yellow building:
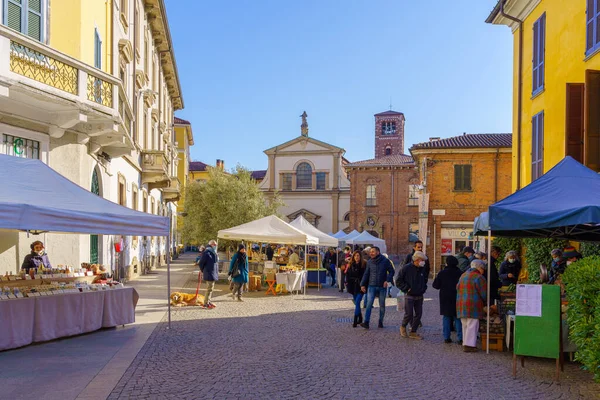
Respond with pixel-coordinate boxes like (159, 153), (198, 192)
(174, 116), (194, 247)
(189, 159), (226, 183)
(487, 0), (600, 191)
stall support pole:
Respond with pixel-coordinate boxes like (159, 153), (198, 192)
(486, 230), (491, 354)
(317, 247), (320, 292)
(304, 244), (307, 296)
(167, 226), (172, 330)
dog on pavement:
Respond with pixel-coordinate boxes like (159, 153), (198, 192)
(170, 292), (205, 307)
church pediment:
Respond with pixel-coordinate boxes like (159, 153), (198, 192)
(287, 208), (321, 227)
(265, 136), (344, 155)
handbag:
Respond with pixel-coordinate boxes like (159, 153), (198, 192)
(231, 257), (242, 278)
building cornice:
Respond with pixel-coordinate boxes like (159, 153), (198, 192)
(410, 147), (511, 157)
(487, 0), (541, 31)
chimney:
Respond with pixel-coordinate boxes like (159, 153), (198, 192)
(429, 137), (440, 142)
(215, 159), (224, 170)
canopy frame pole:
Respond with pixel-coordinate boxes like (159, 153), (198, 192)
(304, 244), (307, 296)
(167, 217), (172, 330)
(486, 230), (491, 354)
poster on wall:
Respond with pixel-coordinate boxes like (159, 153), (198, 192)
(441, 239), (453, 256)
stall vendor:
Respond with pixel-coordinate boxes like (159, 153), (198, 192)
(548, 249), (567, 284)
(21, 241), (52, 272)
(289, 248), (300, 266)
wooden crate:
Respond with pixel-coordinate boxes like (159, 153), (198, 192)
(481, 333), (504, 352)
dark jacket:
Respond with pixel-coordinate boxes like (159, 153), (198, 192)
(22, 252), (52, 272)
(346, 260), (366, 295)
(455, 253), (471, 272)
(323, 251), (337, 267)
(432, 265), (462, 316)
(199, 246), (219, 281)
(499, 259), (521, 286)
(360, 254), (394, 288)
(396, 262), (428, 296)
(549, 258), (567, 284)
(488, 256), (502, 302)
(266, 246), (274, 261)
(404, 250), (431, 277)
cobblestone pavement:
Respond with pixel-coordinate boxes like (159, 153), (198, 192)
(109, 277), (599, 400)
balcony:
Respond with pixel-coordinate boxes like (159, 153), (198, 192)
(0, 25), (133, 157)
(162, 177), (181, 203)
(141, 150), (169, 189)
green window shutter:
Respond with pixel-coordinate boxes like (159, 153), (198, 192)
(464, 165), (472, 190)
(27, 0), (42, 41)
(7, 0), (23, 33)
(454, 165), (461, 190)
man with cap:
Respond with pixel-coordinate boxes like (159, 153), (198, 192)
(563, 246), (582, 266)
(432, 255), (463, 344)
(456, 246), (475, 272)
(456, 259), (488, 352)
(396, 250), (429, 339)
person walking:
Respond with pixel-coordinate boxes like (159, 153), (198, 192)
(397, 251), (428, 339)
(199, 239), (219, 309)
(229, 244), (249, 302)
(456, 259), (488, 352)
(432, 256), (463, 344)
(359, 247), (395, 329)
(323, 248), (337, 287)
(456, 246), (475, 272)
(346, 250), (367, 327)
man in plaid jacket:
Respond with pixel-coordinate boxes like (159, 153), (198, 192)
(456, 259), (487, 352)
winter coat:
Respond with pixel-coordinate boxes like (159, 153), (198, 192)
(396, 262), (428, 296)
(488, 257), (502, 302)
(499, 260), (521, 286)
(22, 252), (52, 272)
(403, 250), (431, 277)
(456, 269), (487, 319)
(549, 258), (567, 284)
(360, 254), (394, 288)
(266, 247), (274, 261)
(346, 260), (366, 295)
(455, 253), (471, 272)
(432, 265), (462, 316)
(199, 246), (219, 281)
(229, 252), (249, 284)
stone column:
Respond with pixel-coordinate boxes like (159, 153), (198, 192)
(268, 154), (275, 190)
(332, 192), (339, 233)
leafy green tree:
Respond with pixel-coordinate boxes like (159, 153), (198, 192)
(523, 238), (569, 283)
(492, 237), (523, 259)
(580, 242), (600, 257)
(181, 165), (283, 246)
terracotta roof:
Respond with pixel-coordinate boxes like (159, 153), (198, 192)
(374, 110), (404, 117)
(251, 170), (267, 180)
(345, 154), (414, 167)
(189, 161), (209, 172)
(174, 116), (191, 125)
(410, 133), (512, 150)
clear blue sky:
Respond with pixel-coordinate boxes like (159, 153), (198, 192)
(165, 0), (512, 171)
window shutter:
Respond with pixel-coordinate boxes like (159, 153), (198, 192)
(7, 0), (23, 33)
(27, 0), (42, 41)
(540, 14), (545, 88)
(532, 115), (538, 181)
(596, 0), (600, 45)
(464, 165), (472, 190)
(538, 112), (544, 178)
(588, 0), (595, 52)
(566, 84), (585, 163)
(94, 29), (102, 69)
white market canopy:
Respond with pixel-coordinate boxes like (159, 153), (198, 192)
(339, 229), (360, 242)
(0, 155), (169, 236)
(289, 215), (338, 247)
(217, 215), (319, 245)
(346, 231), (387, 253)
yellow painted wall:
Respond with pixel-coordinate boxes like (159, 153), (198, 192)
(189, 170), (210, 182)
(511, 0), (600, 191)
(49, 0), (112, 73)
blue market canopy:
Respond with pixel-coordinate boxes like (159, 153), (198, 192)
(0, 155), (169, 236)
(474, 156), (600, 241)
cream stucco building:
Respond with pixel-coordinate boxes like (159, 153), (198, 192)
(257, 114), (350, 234)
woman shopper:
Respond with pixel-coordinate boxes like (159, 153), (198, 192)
(229, 244), (249, 302)
(432, 256), (463, 344)
(346, 250), (367, 327)
(499, 250), (521, 286)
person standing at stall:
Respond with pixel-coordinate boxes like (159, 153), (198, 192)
(22, 241), (52, 273)
(499, 250), (521, 286)
(199, 239), (219, 309)
(229, 244), (249, 302)
(266, 244), (274, 261)
(432, 256), (463, 344)
(456, 259), (487, 352)
(346, 250), (367, 327)
(323, 247), (337, 287)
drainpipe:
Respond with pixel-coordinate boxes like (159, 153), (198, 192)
(132, 5), (137, 147)
(494, 148), (500, 202)
(390, 168), (394, 255)
(500, 0), (524, 190)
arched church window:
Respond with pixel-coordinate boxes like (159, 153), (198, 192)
(385, 146), (392, 156)
(296, 162), (312, 189)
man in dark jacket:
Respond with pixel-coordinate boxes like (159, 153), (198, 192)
(397, 251), (428, 339)
(404, 240), (431, 278)
(359, 246), (394, 329)
(323, 248), (337, 287)
(199, 239), (219, 309)
(266, 245), (274, 261)
(456, 246), (475, 272)
(432, 256), (463, 344)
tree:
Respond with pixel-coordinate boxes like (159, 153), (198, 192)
(181, 165), (283, 246)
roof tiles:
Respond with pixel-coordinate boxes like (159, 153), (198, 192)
(345, 154), (414, 167)
(411, 133), (512, 150)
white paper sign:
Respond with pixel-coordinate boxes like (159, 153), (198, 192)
(516, 284), (542, 317)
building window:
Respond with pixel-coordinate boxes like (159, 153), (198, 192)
(454, 165), (472, 191)
(134, 4), (139, 54)
(151, 196), (155, 214)
(532, 111), (544, 181)
(532, 13), (545, 95)
(366, 184), (376, 206)
(381, 121), (396, 135)
(316, 172), (326, 190)
(2, 134), (39, 159)
(587, 0), (600, 56)
(408, 184), (419, 206)
(142, 191), (148, 213)
(118, 175), (126, 206)
(94, 28), (102, 69)
(385, 146), (392, 156)
(131, 184), (138, 210)
(296, 162), (312, 189)
(4, 0), (44, 41)
(282, 173), (292, 190)
(343, 212), (350, 222)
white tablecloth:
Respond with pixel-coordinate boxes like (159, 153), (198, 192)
(103, 287), (138, 327)
(276, 271), (306, 292)
(0, 297), (35, 351)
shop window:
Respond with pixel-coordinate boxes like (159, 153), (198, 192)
(2, 133), (39, 159)
(281, 173), (292, 190)
(532, 111), (544, 181)
(366, 184), (376, 206)
(532, 13), (545, 95)
(4, 0), (44, 42)
(316, 172), (326, 190)
(408, 184), (419, 206)
(296, 162), (312, 189)
(454, 165), (472, 191)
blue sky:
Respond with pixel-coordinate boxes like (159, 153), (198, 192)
(165, 0), (512, 171)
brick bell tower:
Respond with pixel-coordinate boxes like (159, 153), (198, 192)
(374, 110), (405, 158)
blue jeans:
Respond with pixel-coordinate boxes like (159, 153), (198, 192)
(364, 286), (386, 325)
(328, 264), (336, 285)
(353, 293), (364, 317)
(443, 316), (463, 341)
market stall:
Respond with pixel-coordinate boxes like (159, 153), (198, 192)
(0, 155), (166, 350)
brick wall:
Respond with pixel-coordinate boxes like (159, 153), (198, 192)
(375, 114), (405, 158)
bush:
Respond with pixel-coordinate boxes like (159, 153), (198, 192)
(523, 238), (569, 283)
(580, 242), (600, 258)
(492, 237), (523, 259)
(562, 256), (600, 382)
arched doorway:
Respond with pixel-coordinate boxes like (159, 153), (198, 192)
(90, 168), (100, 264)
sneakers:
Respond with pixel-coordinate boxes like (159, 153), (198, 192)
(237, 297), (243, 302)
(359, 322), (370, 330)
(400, 326), (408, 338)
(205, 302), (216, 309)
(409, 332), (423, 340)
(444, 338), (452, 344)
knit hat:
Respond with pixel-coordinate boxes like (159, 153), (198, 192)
(238, 244), (246, 251)
(445, 255), (458, 268)
(562, 246), (581, 259)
